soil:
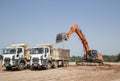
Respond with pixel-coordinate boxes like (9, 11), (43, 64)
(0, 61), (120, 81)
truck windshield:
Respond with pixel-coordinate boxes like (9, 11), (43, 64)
(3, 48), (16, 54)
(30, 48), (44, 54)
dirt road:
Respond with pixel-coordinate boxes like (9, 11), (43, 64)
(0, 62), (120, 81)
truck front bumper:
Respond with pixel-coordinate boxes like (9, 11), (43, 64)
(3, 59), (20, 67)
(31, 59), (48, 68)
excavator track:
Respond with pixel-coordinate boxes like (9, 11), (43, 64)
(76, 60), (104, 66)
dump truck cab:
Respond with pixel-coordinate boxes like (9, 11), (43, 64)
(30, 44), (52, 69)
(2, 44), (30, 70)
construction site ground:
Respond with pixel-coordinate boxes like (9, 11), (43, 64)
(0, 61), (120, 81)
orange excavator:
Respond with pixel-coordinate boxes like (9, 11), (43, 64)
(56, 24), (103, 66)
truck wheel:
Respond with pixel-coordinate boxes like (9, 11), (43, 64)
(6, 67), (12, 70)
(53, 61), (58, 68)
(46, 62), (51, 69)
(18, 62), (25, 71)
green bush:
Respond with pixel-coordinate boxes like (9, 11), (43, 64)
(103, 55), (117, 62)
(70, 56), (82, 62)
(117, 53), (120, 62)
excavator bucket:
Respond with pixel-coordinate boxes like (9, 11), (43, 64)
(56, 32), (66, 43)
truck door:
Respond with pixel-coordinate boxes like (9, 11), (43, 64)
(44, 47), (50, 59)
(15, 47), (24, 59)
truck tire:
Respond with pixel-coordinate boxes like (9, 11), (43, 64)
(18, 62), (25, 71)
(53, 61), (58, 68)
(6, 67), (12, 70)
(45, 62), (52, 69)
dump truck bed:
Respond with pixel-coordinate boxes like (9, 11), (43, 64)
(36, 44), (70, 61)
(51, 48), (70, 61)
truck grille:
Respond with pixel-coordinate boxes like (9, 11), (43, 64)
(32, 58), (39, 63)
(4, 58), (10, 64)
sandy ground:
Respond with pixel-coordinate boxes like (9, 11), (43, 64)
(0, 61), (120, 81)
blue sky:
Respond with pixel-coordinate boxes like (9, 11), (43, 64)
(0, 0), (120, 56)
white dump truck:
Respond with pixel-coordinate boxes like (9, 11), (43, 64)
(2, 44), (30, 70)
(30, 44), (70, 70)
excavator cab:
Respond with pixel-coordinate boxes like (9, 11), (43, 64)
(87, 50), (103, 61)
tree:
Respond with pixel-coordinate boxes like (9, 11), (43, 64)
(117, 53), (120, 62)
